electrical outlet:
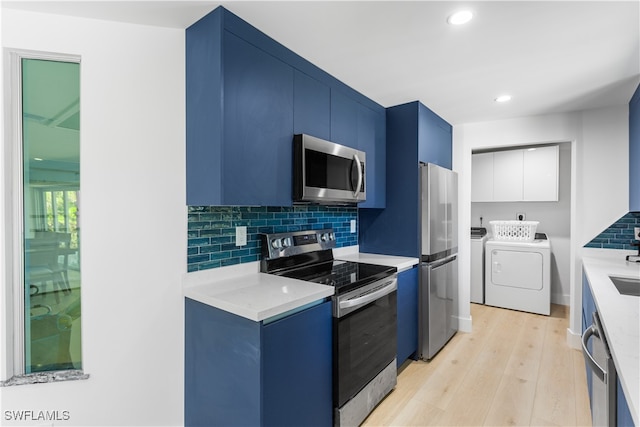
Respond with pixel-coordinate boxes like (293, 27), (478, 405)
(516, 212), (526, 221)
(235, 226), (247, 246)
(635, 227), (640, 241)
(350, 219), (357, 233)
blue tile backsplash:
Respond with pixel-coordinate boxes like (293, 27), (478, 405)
(188, 206), (358, 272)
(584, 212), (640, 250)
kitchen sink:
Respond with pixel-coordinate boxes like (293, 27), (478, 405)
(609, 275), (640, 297)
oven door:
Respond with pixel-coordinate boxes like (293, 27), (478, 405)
(334, 279), (397, 407)
(294, 134), (366, 204)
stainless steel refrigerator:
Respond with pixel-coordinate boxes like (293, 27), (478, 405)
(418, 162), (459, 360)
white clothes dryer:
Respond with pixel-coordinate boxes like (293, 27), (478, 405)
(484, 234), (550, 315)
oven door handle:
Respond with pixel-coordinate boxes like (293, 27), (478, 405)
(339, 280), (397, 311)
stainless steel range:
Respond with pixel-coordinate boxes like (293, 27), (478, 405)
(260, 229), (398, 427)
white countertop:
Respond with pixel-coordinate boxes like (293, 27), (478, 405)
(582, 248), (640, 426)
(182, 246), (419, 322)
(183, 265), (334, 322)
(334, 247), (419, 272)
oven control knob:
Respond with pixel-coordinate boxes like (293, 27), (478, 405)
(281, 237), (292, 248)
(321, 232), (335, 242)
(271, 239), (282, 249)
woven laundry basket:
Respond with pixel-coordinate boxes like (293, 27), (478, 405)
(490, 220), (539, 241)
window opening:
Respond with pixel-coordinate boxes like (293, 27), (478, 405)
(21, 57), (81, 374)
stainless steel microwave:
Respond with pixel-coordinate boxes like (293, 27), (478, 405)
(293, 134), (366, 204)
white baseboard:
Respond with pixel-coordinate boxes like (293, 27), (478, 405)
(551, 292), (570, 306)
(458, 314), (472, 333)
(566, 327), (582, 350)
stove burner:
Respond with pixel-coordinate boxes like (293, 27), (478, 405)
(260, 229), (396, 295)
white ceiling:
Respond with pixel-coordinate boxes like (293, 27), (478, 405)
(4, 0), (640, 125)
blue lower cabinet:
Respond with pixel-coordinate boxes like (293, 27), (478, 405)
(397, 265), (419, 367)
(582, 272), (595, 400)
(629, 82), (639, 211)
(582, 273), (636, 427)
(617, 378), (635, 427)
(185, 298), (333, 427)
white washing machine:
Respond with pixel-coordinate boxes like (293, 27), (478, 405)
(485, 234), (550, 315)
(470, 228), (487, 304)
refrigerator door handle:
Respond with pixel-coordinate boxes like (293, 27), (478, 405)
(429, 254), (457, 269)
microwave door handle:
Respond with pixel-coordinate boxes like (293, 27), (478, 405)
(353, 153), (363, 196)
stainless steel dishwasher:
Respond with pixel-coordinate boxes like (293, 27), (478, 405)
(582, 311), (617, 426)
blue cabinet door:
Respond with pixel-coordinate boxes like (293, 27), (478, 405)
(582, 273), (595, 403)
(185, 298), (333, 427)
(223, 31), (294, 206)
(330, 89), (359, 147)
(263, 301), (333, 427)
(630, 83), (640, 211)
(397, 265), (419, 367)
(358, 104), (386, 208)
(186, 9), (224, 206)
(617, 377), (636, 427)
(330, 89), (386, 208)
(294, 70), (330, 140)
(185, 298), (262, 427)
(418, 104), (452, 169)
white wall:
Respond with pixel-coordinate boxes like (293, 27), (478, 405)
(1, 9), (186, 426)
(453, 106), (629, 347)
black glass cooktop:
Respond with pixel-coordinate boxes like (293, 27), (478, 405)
(277, 260), (396, 294)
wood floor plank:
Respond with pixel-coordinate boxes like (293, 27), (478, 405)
(531, 314), (577, 426)
(381, 397), (444, 426)
(572, 349), (593, 426)
(362, 304), (591, 427)
(503, 312), (547, 382)
(430, 360), (503, 426)
(483, 374), (537, 426)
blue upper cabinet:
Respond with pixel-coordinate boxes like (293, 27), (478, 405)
(330, 89), (359, 146)
(630, 83), (639, 212)
(358, 102), (387, 208)
(186, 9), (224, 206)
(224, 32), (294, 206)
(359, 101), (452, 256)
(329, 89), (386, 208)
(186, 7), (386, 207)
(294, 71), (330, 140)
(418, 103), (453, 169)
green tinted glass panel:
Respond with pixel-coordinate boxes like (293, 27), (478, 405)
(22, 58), (81, 373)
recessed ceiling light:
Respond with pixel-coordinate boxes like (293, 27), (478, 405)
(495, 95), (512, 103)
(447, 10), (473, 25)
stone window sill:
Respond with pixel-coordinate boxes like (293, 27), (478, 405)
(1, 370), (89, 387)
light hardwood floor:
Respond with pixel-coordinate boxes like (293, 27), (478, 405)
(363, 303), (592, 427)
